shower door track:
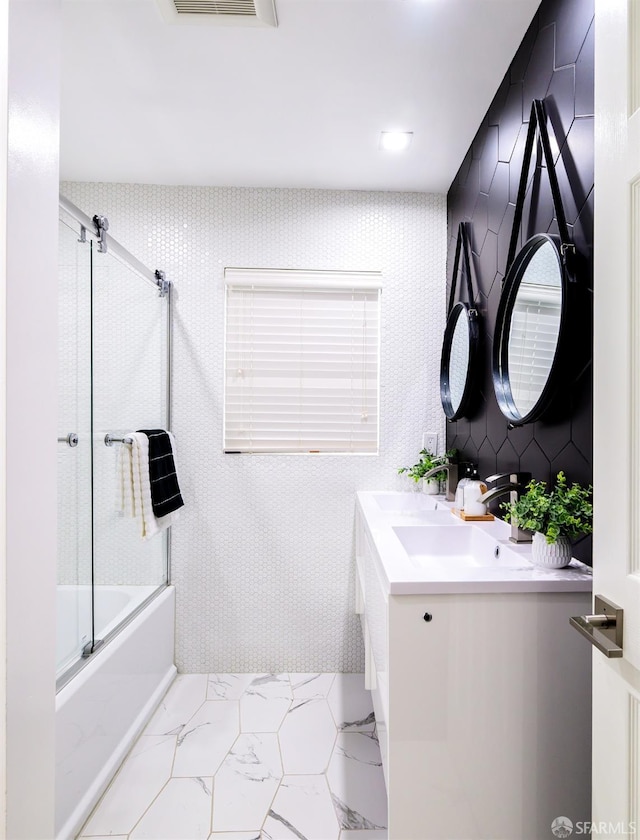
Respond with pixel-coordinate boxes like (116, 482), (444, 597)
(59, 194), (169, 295)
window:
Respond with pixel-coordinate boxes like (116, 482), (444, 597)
(224, 269), (381, 454)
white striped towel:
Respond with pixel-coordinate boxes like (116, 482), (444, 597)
(116, 432), (181, 539)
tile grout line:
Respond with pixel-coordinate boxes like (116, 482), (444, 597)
(324, 703), (340, 776)
(259, 673), (292, 837)
(124, 775), (172, 839)
(320, 772), (341, 839)
(123, 677), (207, 837)
(209, 768), (216, 837)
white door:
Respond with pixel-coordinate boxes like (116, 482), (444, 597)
(592, 1), (640, 836)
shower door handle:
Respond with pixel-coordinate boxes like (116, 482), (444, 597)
(58, 432), (79, 448)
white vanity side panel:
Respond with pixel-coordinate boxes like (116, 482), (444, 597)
(361, 526), (389, 783)
(387, 591), (592, 840)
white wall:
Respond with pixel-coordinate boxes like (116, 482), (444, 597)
(61, 182), (446, 673)
(3, 1), (60, 837)
(0, 4), (8, 829)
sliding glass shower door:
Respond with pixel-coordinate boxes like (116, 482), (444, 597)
(57, 201), (170, 685)
(57, 218), (93, 677)
(92, 247), (168, 644)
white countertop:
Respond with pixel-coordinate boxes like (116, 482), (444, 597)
(357, 490), (593, 595)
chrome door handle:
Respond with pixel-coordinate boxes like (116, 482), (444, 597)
(570, 595), (623, 658)
(57, 432), (79, 448)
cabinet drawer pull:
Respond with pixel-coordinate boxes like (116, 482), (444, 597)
(423, 612), (433, 622)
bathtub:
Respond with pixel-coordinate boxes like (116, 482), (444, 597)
(55, 584), (176, 840)
(56, 584), (161, 679)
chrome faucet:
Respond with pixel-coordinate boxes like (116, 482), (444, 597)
(422, 462), (459, 503)
(478, 472), (532, 543)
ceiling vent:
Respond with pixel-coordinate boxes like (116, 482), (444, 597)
(156, 0), (277, 26)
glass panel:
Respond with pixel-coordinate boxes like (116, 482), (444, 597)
(57, 219), (93, 678)
(91, 248), (168, 642)
(506, 240), (562, 418)
(448, 308), (470, 414)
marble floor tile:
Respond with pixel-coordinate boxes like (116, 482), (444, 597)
(129, 777), (213, 840)
(327, 674), (375, 731)
(240, 674), (292, 733)
(79, 673), (387, 840)
(327, 732), (387, 830)
(209, 834), (262, 840)
(246, 674), (292, 699)
(80, 734), (176, 837)
(145, 674), (208, 736)
(208, 673), (258, 700)
(278, 698), (337, 774)
(262, 776), (340, 840)
(172, 700), (239, 777)
(289, 673), (336, 699)
(212, 733), (282, 832)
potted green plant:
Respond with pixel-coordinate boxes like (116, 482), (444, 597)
(398, 449), (455, 495)
(502, 471), (593, 569)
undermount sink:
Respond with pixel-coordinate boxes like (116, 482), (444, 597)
(371, 493), (442, 514)
(392, 525), (526, 569)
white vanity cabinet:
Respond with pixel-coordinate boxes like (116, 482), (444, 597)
(355, 493), (592, 840)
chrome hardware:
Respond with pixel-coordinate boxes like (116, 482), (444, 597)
(422, 462), (459, 502)
(155, 269), (171, 298)
(570, 595), (624, 658)
(82, 639), (104, 658)
(78, 225), (86, 244)
(104, 434), (134, 447)
(58, 432), (79, 447)
(93, 214), (109, 253)
(478, 472), (532, 543)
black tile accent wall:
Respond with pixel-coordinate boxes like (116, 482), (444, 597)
(446, 0), (594, 565)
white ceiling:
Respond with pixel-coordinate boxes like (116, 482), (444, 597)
(60, 0), (540, 193)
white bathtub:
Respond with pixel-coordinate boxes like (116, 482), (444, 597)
(55, 585), (176, 840)
(56, 584), (160, 678)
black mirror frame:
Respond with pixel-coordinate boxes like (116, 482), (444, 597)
(491, 97), (581, 428)
(440, 221), (481, 421)
(492, 233), (572, 427)
(440, 301), (480, 420)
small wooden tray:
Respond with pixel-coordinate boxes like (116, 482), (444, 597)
(452, 508), (495, 522)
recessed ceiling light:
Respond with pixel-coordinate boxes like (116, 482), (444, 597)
(380, 131), (413, 151)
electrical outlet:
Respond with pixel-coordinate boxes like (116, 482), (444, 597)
(422, 432), (438, 454)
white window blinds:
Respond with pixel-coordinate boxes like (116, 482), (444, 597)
(224, 269), (381, 454)
(507, 282), (562, 416)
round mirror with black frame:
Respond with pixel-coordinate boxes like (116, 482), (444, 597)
(441, 301), (480, 419)
(492, 98), (581, 427)
(492, 233), (570, 426)
(440, 222), (481, 421)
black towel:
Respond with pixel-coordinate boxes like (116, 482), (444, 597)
(137, 429), (184, 518)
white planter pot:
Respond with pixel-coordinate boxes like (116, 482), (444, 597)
(531, 532), (572, 569)
(422, 478), (440, 495)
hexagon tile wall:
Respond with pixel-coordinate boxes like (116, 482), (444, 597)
(446, 0), (594, 565)
(61, 183), (446, 672)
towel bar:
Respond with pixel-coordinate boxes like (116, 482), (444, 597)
(104, 434), (134, 447)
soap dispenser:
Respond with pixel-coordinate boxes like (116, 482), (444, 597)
(454, 463), (475, 510)
(463, 468), (488, 516)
